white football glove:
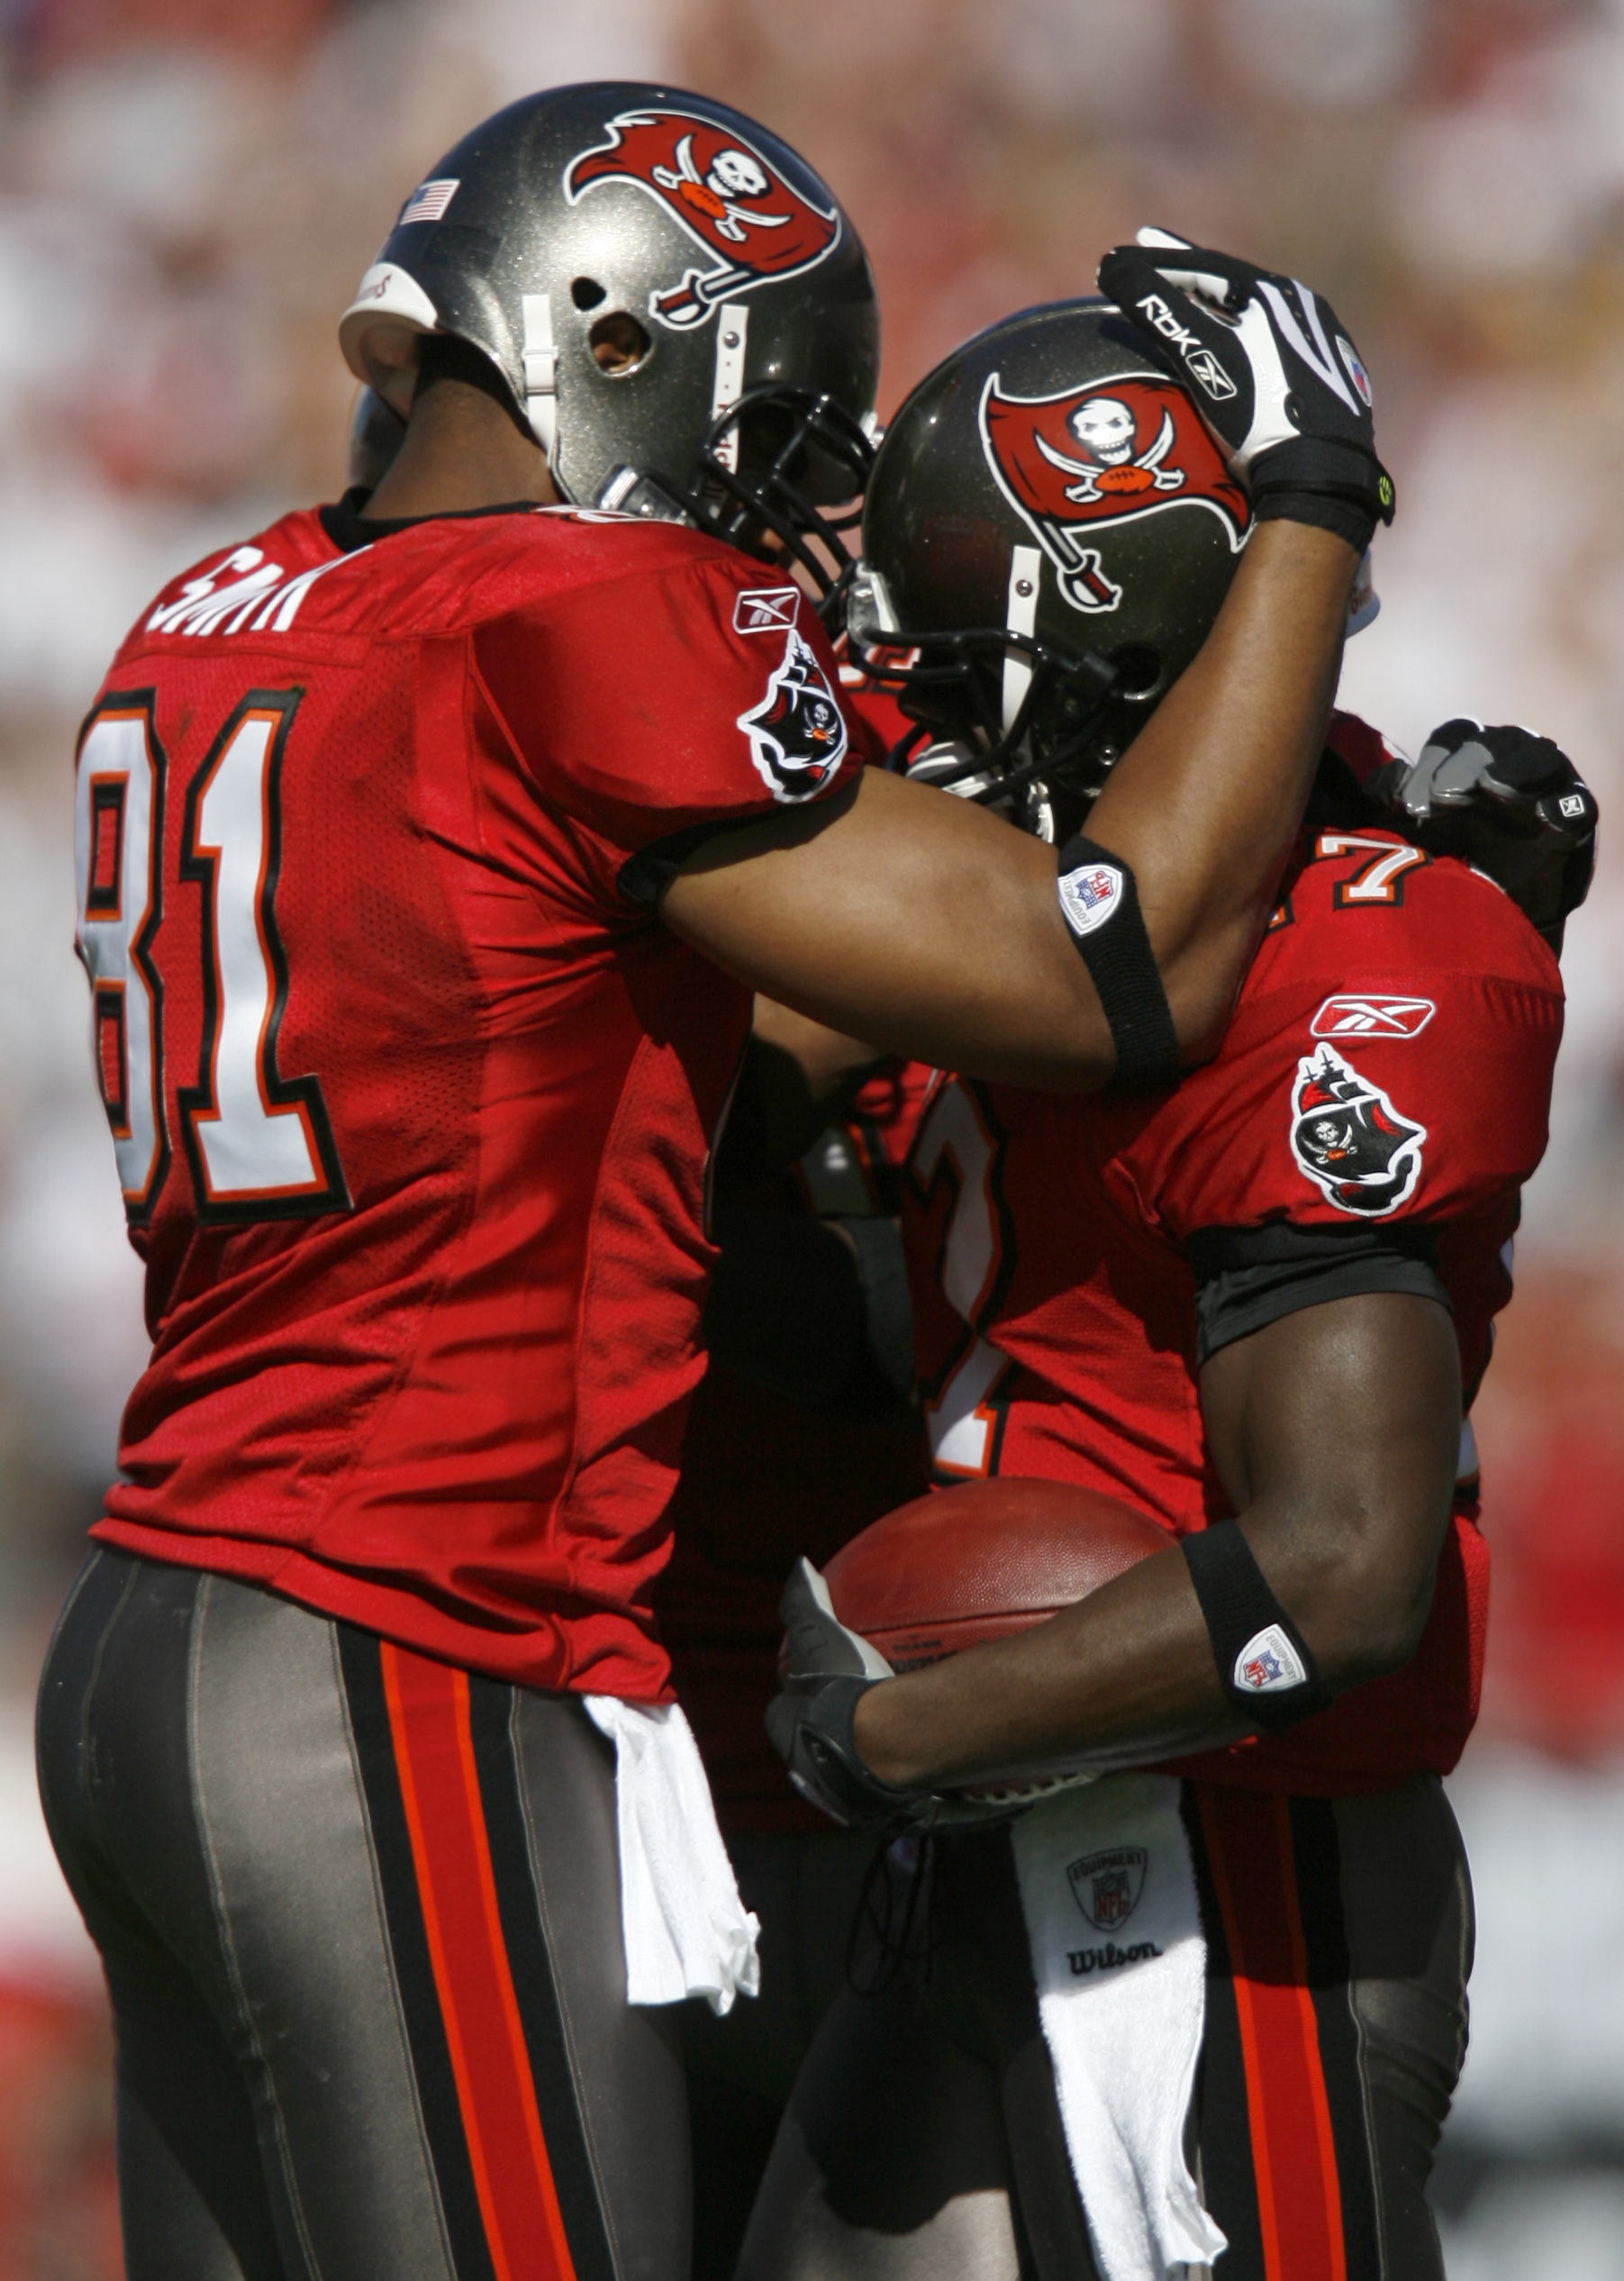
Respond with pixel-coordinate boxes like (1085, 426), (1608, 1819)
(1097, 228), (1394, 551)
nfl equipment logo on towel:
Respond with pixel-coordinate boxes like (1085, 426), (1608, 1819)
(1068, 1846), (1148, 1931)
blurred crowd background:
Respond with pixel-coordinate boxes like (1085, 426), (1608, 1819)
(1, 0), (1622, 2271)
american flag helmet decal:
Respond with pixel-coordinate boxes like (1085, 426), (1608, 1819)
(399, 178), (459, 226)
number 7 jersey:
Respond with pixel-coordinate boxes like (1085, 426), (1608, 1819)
(74, 499), (863, 1698)
(902, 753), (1565, 1788)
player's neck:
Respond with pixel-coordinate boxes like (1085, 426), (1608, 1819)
(360, 377), (560, 523)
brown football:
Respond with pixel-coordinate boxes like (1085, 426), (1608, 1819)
(822, 1476), (1171, 1672)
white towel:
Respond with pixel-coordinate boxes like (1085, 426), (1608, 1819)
(584, 1696), (761, 2017)
(1011, 1772), (1226, 2281)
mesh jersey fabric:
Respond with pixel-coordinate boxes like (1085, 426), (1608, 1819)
(900, 743), (1563, 1792)
(82, 503), (864, 1698)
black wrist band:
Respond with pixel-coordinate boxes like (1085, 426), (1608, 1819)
(1254, 491), (1376, 555)
(1182, 1521), (1333, 1731)
(1055, 833), (1180, 1095)
(1250, 438), (1395, 526)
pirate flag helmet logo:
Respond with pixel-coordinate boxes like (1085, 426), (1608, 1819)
(1290, 1043), (1427, 1217)
(565, 109), (842, 331)
(979, 371), (1250, 614)
(737, 628), (849, 803)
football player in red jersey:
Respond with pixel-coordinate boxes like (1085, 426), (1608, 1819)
(759, 268), (1596, 2281)
(36, 94), (1390, 2280)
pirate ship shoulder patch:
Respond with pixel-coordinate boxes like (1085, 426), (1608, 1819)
(1289, 1042), (1426, 1217)
(736, 626), (848, 803)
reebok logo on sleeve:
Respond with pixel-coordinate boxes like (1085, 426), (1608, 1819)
(1311, 995), (1436, 1040)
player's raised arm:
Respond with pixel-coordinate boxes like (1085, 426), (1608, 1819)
(664, 241), (1390, 1092)
(664, 524), (1354, 1093)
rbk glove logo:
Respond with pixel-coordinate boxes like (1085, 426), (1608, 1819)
(979, 370), (1250, 613)
(564, 110), (841, 329)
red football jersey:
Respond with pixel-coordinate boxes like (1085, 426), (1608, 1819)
(902, 794), (1563, 1789)
(76, 503), (863, 1698)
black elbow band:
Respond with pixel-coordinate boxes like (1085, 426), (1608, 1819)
(1182, 1521), (1333, 1732)
(1055, 834), (1180, 1094)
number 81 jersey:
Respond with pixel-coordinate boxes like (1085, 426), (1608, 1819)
(73, 500), (863, 1698)
(78, 687), (349, 1223)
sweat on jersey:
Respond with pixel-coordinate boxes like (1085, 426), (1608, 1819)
(902, 722), (1563, 1793)
(74, 500), (865, 1699)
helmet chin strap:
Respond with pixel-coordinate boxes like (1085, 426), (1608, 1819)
(1002, 546), (1043, 732)
(522, 294), (560, 473)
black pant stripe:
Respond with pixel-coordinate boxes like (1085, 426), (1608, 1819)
(1182, 1787), (1268, 2281)
(336, 1625), (498, 2281)
(1290, 1797), (1384, 2278)
(465, 1675), (620, 2281)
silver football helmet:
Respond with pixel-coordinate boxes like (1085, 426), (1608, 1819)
(340, 83), (881, 619)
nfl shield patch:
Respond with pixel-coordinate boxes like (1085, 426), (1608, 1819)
(1066, 1845), (1148, 1931)
(1057, 860), (1123, 940)
(1233, 1622), (1309, 1695)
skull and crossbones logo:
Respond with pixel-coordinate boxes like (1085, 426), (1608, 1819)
(1035, 395), (1187, 504)
(654, 135), (786, 243)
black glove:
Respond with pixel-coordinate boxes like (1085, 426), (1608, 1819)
(1096, 228), (1394, 553)
(765, 1559), (921, 1831)
(1374, 719), (1598, 954)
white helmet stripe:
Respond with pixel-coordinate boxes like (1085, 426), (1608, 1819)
(522, 294), (558, 463)
(710, 304), (750, 474)
(1002, 545), (1042, 733)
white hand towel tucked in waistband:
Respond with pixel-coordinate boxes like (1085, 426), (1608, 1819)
(1012, 1771), (1225, 2281)
(584, 1697), (760, 2016)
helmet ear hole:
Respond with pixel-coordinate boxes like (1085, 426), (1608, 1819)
(1108, 645), (1166, 701)
(571, 276), (607, 311)
(589, 311), (652, 377)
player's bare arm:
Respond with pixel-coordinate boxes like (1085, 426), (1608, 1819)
(843, 1287), (1461, 1792)
(662, 518), (1356, 1091)
(340, 336), (1302, 1099)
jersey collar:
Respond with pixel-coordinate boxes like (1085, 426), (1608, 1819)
(318, 490), (543, 554)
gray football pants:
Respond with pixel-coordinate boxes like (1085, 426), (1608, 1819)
(36, 1547), (694, 2281)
